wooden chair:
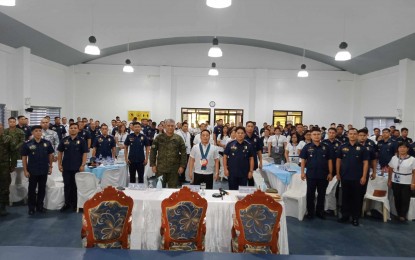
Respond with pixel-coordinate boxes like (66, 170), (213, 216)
(160, 186), (208, 251)
(232, 190), (283, 254)
(81, 186), (133, 249)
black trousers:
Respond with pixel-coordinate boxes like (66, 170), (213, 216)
(306, 178), (328, 215)
(63, 170), (77, 208)
(129, 162), (144, 183)
(392, 182), (412, 218)
(193, 173), (214, 189)
(28, 174), (47, 211)
(179, 154), (190, 183)
(228, 174), (247, 190)
(341, 179), (363, 219)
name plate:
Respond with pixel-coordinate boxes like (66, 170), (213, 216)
(182, 184), (200, 192)
(238, 186), (257, 194)
(128, 183), (146, 190)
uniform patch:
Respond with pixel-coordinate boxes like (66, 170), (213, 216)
(356, 146), (360, 151)
(152, 144), (156, 148)
(64, 140), (70, 145)
(29, 145), (36, 150)
(76, 140), (80, 145)
(342, 147), (349, 152)
(44, 143), (48, 147)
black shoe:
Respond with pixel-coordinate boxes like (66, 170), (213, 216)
(306, 213), (314, 219)
(316, 212), (326, 220)
(338, 216), (349, 223)
(28, 210), (35, 215)
(72, 206), (78, 212)
(60, 204), (71, 212)
(37, 208), (47, 213)
(352, 218), (359, 226)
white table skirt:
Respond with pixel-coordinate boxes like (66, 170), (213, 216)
(123, 188), (289, 254)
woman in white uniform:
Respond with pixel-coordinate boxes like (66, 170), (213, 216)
(216, 126), (230, 179)
(388, 142), (415, 221)
(285, 133), (300, 165)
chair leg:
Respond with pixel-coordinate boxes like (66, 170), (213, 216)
(361, 199), (366, 218)
(77, 207), (79, 213)
(382, 205), (388, 222)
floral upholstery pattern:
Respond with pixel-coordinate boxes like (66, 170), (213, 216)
(160, 235), (204, 251)
(231, 237), (273, 254)
(239, 204), (278, 243)
(166, 201), (204, 240)
(88, 201), (129, 243)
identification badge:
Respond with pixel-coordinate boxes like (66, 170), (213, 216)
(274, 146), (280, 153)
(394, 173), (400, 183)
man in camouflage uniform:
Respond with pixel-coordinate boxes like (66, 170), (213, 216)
(4, 117), (25, 164)
(0, 123), (15, 216)
(41, 118), (59, 161)
(150, 119), (187, 188)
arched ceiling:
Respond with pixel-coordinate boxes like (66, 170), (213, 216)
(1, 0), (415, 74)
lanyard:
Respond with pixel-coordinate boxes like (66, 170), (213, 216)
(199, 143), (211, 170)
(397, 156), (409, 171)
(180, 130), (187, 142)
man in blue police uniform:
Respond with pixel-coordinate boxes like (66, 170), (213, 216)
(124, 122), (150, 184)
(223, 126), (254, 190)
(396, 127), (413, 145)
(335, 125), (349, 144)
(377, 128), (397, 174)
(88, 121), (101, 146)
(245, 121), (263, 186)
(357, 128), (378, 210)
(322, 127), (342, 170)
(336, 128), (369, 226)
(21, 125), (54, 215)
(17, 115), (31, 141)
(91, 124), (116, 160)
(77, 121), (92, 149)
(57, 123), (88, 212)
(300, 128), (333, 219)
(50, 116), (67, 141)
(213, 119), (224, 144)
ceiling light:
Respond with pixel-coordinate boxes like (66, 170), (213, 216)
(208, 37), (223, 58)
(84, 36), (100, 55)
(208, 62), (219, 76)
(297, 64), (309, 78)
(335, 41), (351, 61)
(206, 0), (231, 8)
(123, 59), (134, 73)
(0, 0), (15, 6)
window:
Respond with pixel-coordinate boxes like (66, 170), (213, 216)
(272, 110), (302, 127)
(29, 106), (61, 125)
(365, 117), (395, 135)
(181, 108), (211, 128)
(214, 109), (244, 126)
(0, 104), (5, 125)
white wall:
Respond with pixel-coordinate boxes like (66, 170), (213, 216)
(73, 64), (160, 124)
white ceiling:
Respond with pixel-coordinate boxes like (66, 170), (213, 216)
(90, 43), (339, 70)
(1, 0), (415, 58)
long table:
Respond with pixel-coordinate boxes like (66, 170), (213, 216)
(123, 188), (289, 254)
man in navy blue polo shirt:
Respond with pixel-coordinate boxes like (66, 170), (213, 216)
(336, 128), (369, 226)
(92, 124), (116, 160)
(213, 119), (224, 144)
(223, 126), (254, 190)
(77, 121), (92, 150)
(300, 127), (333, 219)
(245, 121), (263, 186)
(377, 128), (397, 174)
(21, 125), (54, 215)
(57, 123), (88, 212)
(124, 122), (150, 184)
(50, 116), (67, 141)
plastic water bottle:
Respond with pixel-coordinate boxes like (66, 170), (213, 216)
(280, 160), (284, 170)
(156, 176), (163, 190)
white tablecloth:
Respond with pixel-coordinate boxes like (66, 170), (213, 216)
(9, 167), (28, 204)
(123, 188), (289, 254)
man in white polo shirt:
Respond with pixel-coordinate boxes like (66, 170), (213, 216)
(188, 129), (220, 189)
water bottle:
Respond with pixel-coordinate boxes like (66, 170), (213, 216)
(280, 160), (284, 170)
(156, 176), (163, 190)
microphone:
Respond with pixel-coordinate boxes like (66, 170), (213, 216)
(219, 188), (228, 195)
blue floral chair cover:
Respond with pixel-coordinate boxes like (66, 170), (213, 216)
(81, 186), (133, 249)
(231, 190), (282, 254)
(160, 186), (208, 251)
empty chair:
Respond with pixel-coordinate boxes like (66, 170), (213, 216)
(81, 186), (133, 249)
(101, 168), (123, 189)
(282, 173), (307, 220)
(44, 176), (65, 210)
(324, 178), (338, 214)
(75, 172), (101, 212)
(231, 190), (283, 254)
(362, 177), (390, 222)
(160, 186), (207, 251)
(408, 198), (415, 221)
(9, 168), (28, 206)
